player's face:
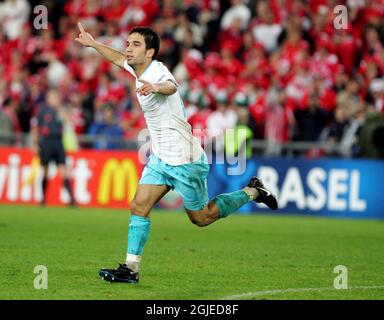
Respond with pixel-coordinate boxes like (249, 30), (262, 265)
(125, 33), (153, 66)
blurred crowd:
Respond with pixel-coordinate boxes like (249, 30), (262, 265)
(1, 0), (384, 158)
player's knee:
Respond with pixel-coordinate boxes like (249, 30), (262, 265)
(191, 218), (208, 227)
(130, 198), (149, 216)
(189, 214), (210, 228)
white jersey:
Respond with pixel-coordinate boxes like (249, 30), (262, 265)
(124, 59), (205, 165)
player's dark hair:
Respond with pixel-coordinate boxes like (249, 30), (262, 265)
(129, 27), (160, 59)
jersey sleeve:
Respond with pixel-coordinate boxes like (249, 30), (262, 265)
(156, 63), (179, 87)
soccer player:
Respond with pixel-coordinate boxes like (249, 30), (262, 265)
(75, 22), (278, 284)
(31, 89), (76, 207)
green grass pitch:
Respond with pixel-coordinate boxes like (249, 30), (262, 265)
(0, 205), (383, 300)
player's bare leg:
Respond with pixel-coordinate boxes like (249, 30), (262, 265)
(99, 184), (170, 283)
(130, 184), (171, 218)
(185, 202), (220, 227)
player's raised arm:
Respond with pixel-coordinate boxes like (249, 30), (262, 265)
(75, 22), (126, 68)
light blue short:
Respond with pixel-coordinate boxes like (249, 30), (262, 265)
(139, 153), (209, 211)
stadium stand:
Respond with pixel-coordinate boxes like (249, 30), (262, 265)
(1, 0), (384, 158)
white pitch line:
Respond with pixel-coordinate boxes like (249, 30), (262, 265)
(220, 285), (384, 300)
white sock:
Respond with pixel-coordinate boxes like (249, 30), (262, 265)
(243, 187), (259, 201)
(125, 254), (141, 272)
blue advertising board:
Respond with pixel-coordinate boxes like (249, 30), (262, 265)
(207, 157), (384, 219)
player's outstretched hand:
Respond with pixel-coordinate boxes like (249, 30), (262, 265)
(75, 22), (95, 47)
(137, 80), (159, 96)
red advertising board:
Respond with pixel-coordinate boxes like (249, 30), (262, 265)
(0, 147), (143, 209)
